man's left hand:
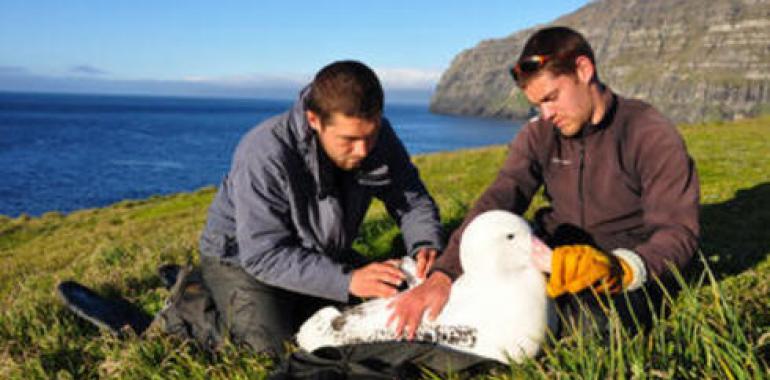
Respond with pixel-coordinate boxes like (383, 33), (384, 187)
(547, 245), (634, 297)
(414, 248), (437, 280)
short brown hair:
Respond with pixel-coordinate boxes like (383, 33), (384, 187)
(512, 26), (596, 88)
(305, 60), (383, 124)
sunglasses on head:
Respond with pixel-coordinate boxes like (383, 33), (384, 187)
(509, 55), (552, 82)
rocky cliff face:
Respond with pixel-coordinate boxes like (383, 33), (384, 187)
(430, 0), (770, 123)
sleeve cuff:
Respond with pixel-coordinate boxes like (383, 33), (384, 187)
(337, 270), (354, 303)
(427, 267), (459, 282)
(612, 248), (648, 291)
(408, 241), (441, 257)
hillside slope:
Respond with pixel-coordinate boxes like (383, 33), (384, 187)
(430, 0), (770, 123)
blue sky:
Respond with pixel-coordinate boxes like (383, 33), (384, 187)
(0, 1), (587, 100)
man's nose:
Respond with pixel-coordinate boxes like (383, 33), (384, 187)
(352, 139), (370, 157)
(540, 104), (555, 121)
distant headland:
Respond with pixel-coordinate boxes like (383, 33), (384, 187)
(430, 0), (770, 124)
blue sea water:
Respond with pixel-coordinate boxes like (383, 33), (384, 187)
(0, 92), (522, 217)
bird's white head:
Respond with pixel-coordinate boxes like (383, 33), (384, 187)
(459, 210), (552, 276)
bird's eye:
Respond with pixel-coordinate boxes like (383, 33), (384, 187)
(506, 233), (515, 240)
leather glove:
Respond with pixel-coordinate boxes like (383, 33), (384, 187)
(546, 245), (633, 298)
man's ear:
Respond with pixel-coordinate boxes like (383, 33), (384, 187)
(575, 56), (595, 85)
(306, 110), (321, 132)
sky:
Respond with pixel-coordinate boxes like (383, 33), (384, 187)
(0, 0), (588, 102)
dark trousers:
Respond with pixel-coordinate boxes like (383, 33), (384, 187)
(553, 277), (678, 339)
(200, 255), (346, 355)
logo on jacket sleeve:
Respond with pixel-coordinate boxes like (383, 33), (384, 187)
(550, 158), (572, 166)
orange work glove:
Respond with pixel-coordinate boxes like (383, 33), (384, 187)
(546, 245), (633, 298)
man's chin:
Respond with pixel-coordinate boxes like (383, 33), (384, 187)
(557, 125), (580, 137)
(340, 160), (363, 171)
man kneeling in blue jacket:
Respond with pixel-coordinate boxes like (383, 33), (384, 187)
(198, 60), (444, 355)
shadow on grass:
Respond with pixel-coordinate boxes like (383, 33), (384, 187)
(697, 182), (770, 278)
(39, 347), (97, 377)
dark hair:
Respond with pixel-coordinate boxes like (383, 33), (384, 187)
(513, 26), (596, 87)
(305, 60), (384, 124)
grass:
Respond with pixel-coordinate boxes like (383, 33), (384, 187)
(1, 115), (769, 378)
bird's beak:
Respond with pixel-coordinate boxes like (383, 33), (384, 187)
(530, 236), (553, 273)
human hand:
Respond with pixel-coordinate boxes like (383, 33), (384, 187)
(349, 259), (405, 298)
(387, 271), (451, 340)
(547, 245), (633, 298)
(414, 248), (438, 280)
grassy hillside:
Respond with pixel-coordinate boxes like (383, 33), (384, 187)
(0, 116), (768, 378)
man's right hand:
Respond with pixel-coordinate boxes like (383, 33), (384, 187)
(349, 260), (406, 298)
(386, 271), (452, 339)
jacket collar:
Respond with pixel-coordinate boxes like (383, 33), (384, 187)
(287, 86), (329, 198)
(576, 91), (618, 138)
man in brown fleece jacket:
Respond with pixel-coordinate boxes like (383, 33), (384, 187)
(388, 26), (700, 339)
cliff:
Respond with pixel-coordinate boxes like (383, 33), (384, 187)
(430, 0), (770, 123)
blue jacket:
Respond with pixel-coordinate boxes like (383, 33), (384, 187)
(200, 89), (443, 302)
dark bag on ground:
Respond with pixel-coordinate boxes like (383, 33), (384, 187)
(56, 281), (154, 337)
(269, 342), (500, 380)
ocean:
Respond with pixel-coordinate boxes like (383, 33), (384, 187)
(0, 92), (522, 217)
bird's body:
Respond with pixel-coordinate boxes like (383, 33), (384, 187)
(296, 210), (555, 363)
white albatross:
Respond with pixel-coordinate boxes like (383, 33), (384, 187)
(296, 210), (556, 363)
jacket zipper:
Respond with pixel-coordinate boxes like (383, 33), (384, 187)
(578, 137), (586, 228)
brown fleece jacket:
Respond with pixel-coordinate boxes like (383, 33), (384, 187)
(433, 93), (700, 281)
